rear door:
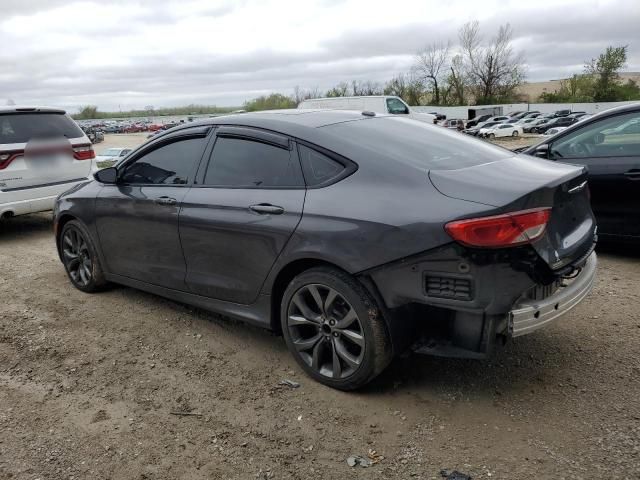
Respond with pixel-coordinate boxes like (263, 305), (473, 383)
(0, 111), (92, 192)
(95, 129), (210, 288)
(180, 127), (305, 304)
(549, 110), (640, 239)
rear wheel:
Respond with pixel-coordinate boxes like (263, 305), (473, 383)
(60, 220), (108, 293)
(488, 133), (495, 139)
(281, 267), (392, 390)
(512, 130), (519, 137)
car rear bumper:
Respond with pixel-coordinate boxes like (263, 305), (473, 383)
(509, 252), (597, 337)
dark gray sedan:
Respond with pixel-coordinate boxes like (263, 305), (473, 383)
(54, 110), (597, 390)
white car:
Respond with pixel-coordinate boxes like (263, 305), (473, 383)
(95, 147), (132, 163)
(297, 96), (436, 124)
(0, 106), (94, 220)
(543, 127), (568, 136)
(480, 123), (524, 138)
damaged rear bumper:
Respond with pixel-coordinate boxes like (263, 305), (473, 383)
(509, 252), (597, 337)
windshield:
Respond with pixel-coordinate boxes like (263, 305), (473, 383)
(0, 113), (84, 144)
(322, 116), (512, 171)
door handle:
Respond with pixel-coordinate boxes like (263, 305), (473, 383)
(624, 170), (640, 180)
(155, 196), (177, 206)
(249, 204), (285, 215)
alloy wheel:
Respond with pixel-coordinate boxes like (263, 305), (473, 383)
(286, 284), (365, 379)
(62, 227), (93, 287)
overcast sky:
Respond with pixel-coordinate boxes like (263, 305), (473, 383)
(1, 0), (638, 112)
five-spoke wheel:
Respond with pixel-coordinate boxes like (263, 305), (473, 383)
(281, 267), (392, 390)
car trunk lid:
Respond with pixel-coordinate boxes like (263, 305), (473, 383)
(429, 155), (596, 270)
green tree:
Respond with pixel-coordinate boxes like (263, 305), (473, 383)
(585, 45), (628, 101)
(76, 105), (100, 119)
(243, 93), (296, 111)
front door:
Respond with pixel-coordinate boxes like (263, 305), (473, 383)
(180, 128), (306, 304)
(95, 134), (209, 288)
(549, 110), (640, 239)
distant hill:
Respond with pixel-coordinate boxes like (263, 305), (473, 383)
(516, 72), (640, 102)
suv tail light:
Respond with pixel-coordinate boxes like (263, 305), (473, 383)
(0, 150), (24, 170)
(73, 144), (95, 160)
(445, 208), (551, 248)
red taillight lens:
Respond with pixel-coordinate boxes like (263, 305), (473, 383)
(0, 150), (24, 170)
(73, 145), (95, 160)
(445, 208), (551, 248)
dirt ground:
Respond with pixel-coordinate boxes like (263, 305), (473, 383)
(1, 210), (639, 480)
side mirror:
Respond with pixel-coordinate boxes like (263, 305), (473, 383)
(94, 167), (118, 184)
(534, 143), (550, 158)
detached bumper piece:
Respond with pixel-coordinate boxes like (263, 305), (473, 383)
(509, 252), (597, 337)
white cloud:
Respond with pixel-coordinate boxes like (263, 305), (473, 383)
(1, 0), (638, 111)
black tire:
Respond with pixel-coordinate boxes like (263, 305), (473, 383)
(59, 220), (108, 293)
(280, 267), (392, 390)
(488, 133), (495, 139)
(512, 130), (519, 137)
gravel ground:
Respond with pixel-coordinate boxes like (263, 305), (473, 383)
(1, 212), (639, 480)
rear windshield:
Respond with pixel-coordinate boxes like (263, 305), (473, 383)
(321, 116), (511, 170)
(0, 113), (85, 144)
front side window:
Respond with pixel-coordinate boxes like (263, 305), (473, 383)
(551, 111), (640, 159)
(204, 137), (303, 188)
(120, 137), (205, 185)
(386, 98), (409, 115)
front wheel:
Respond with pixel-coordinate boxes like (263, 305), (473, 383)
(488, 133), (495, 139)
(59, 220), (108, 293)
(512, 130), (519, 137)
(281, 267), (392, 390)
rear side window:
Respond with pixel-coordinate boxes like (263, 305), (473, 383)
(298, 145), (345, 186)
(120, 137), (205, 185)
(204, 137), (303, 188)
(0, 113), (84, 144)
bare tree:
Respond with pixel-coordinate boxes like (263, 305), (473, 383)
(351, 80), (383, 96)
(459, 21), (525, 104)
(384, 73), (425, 105)
(293, 85), (321, 104)
(447, 54), (467, 105)
(414, 41), (450, 105)
(326, 81), (350, 97)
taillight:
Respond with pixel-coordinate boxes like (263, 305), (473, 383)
(0, 150), (24, 170)
(73, 144), (95, 160)
(445, 208), (551, 248)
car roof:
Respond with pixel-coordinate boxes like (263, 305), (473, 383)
(171, 109), (389, 134)
(0, 106), (66, 114)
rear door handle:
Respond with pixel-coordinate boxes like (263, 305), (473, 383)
(249, 204), (285, 215)
(155, 196), (177, 206)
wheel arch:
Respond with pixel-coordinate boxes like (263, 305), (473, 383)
(55, 213), (78, 260)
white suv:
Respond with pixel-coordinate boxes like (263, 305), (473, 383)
(0, 106), (95, 220)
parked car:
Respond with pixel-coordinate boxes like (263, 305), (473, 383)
(543, 127), (568, 136)
(523, 118), (548, 133)
(95, 147), (132, 163)
(429, 112), (447, 121)
(298, 96), (436, 124)
(54, 110), (597, 389)
(464, 120), (504, 136)
(532, 116), (578, 134)
(465, 114), (493, 129)
(523, 102), (640, 241)
(480, 124), (524, 138)
(554, 109), (572, 117)
(0, 106), (95, 219)
(516, 118), (540, 128)
(440, 119), (464, 130)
